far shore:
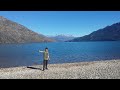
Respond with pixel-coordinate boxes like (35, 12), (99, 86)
(0, 59), (120, 79)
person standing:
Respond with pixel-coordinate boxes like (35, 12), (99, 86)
(39, 47), (50, 71)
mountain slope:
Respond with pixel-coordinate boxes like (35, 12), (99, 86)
(0, 16), (54, 43)
(68, 22), (120, 42)
(48, 34), (76, 42)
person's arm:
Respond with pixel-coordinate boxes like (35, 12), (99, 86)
(39, 50), (44, 53)
(48, 52), (50, 60)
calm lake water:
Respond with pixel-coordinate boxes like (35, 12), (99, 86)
(0, 41), (120, 68)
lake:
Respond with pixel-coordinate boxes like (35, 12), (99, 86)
(0, 41), (120, 68)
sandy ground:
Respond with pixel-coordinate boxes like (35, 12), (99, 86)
(0, 60), (120, 79)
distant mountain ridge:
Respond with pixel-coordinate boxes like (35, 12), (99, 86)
(0, 16), (54, 43)
(68, 22), (120, 42)
(48, 34), (76, 42)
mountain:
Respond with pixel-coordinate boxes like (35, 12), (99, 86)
(68, 22), (120, 42)
(0, 16), (54, 43)
(48, 34), (76, 42)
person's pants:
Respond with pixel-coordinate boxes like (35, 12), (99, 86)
(43, 60), (48, 70)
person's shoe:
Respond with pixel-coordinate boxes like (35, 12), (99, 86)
(46, 68), (48, 70)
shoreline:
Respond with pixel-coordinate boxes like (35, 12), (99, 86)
(0, 59), (120, 79)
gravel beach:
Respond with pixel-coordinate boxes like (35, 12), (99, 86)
(0, 60), (120, 79)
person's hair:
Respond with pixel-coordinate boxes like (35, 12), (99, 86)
(45, 47), (48, 50)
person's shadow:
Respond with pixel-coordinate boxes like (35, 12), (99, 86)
(27, 66), (43, 71)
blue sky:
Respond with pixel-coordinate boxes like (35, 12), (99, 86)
(0, 11), (120, 37)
